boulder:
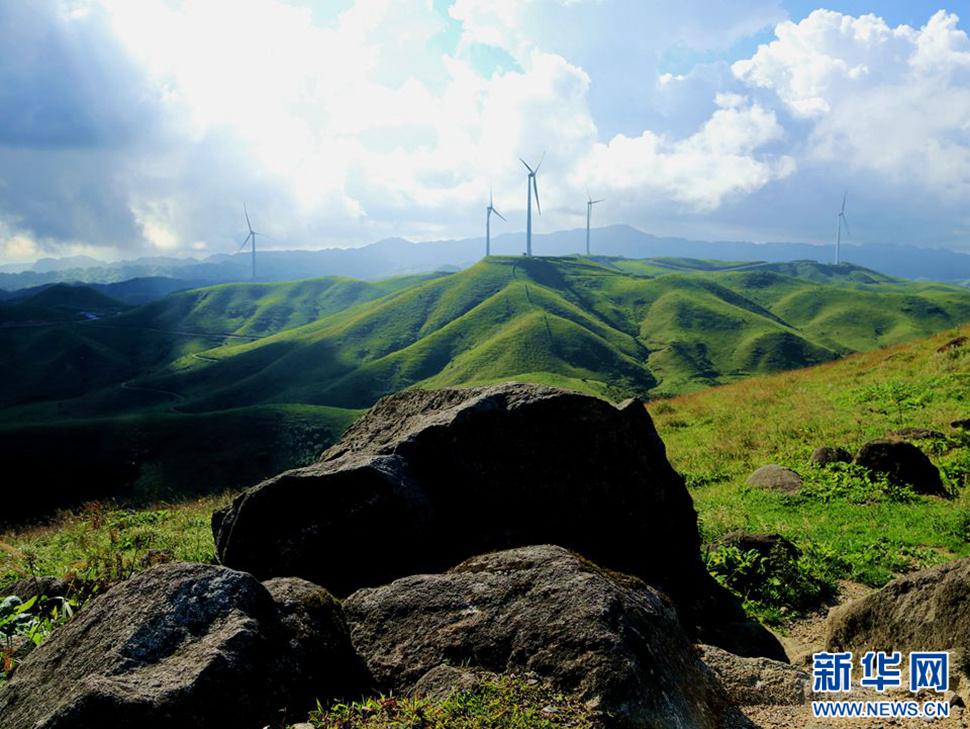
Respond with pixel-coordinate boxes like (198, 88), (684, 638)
(343, 545), (741, 729)
(746, 465), (802, 493)
(213, 383), (783, 660)
(854, 439), (947, 496)
(0, 576), (69, 602)
(412, 665), (499, 701)
(809, 446), (852, 466)
(698, 645), (812, 706)
(937, 336), (968, 353)
(0, 563), (367, 729)
(711, 532), (801, 562)
(887, 427), (945, 441)
(827, 558), (970, 685)
(262, 577), (373, 708)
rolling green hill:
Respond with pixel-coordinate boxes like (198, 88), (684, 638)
(2, 254), (970, 523)
(137, 256), (970, 410)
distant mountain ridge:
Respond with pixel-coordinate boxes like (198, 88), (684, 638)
(3, 225), (970, 291)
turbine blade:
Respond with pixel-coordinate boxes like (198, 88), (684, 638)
(592, 199), (604, 204)
(841, 215), (850, 236)
(535, 150), (545, 173)
(841, 190), (847, 213)
(533, 177), (541, 215)
(519, 157), (534, 174)
(490, 184), (493, 207)
(244, 203), (252, 232)
(494, 209), (507, 222)
(587, 185), (592, 203)
(236, 233), (252, 254)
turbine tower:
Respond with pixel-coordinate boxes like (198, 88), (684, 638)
(585, 187), (604, 256)
(835, 190), (850, 265)
(236, 204), (264, 281)
(520, 153), (543, 256)
(486, 186), (506, 256)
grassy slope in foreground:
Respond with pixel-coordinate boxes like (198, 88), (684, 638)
(650, 324), (970, 590)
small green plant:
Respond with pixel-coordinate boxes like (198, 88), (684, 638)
(0, 593), (77, 682)
(706, 543), (834, 625)
(799, 462), (919, 504)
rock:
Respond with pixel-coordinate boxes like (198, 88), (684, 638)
(0, 563), (367, 729)
(343, 545), (740, 729)
(698, 645), (812, 706)
(412, 665), (499, 700)
(809, 446), (852, 466)
(854, 439), (947, 496)
(746, 465), (802, 493)
(938, 336), (968, 353)
(213, 383), (783, 660)
(827, 558), (970, 685)
(952, 418), (970, 430)
(262, 577), (373, 708)
(711, 532), (801, 562)
(887, 427), (946, 441)
(0, 576), (69, 602)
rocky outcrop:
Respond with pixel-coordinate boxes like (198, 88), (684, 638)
(213, 383), (783, 659)
(343, 544), (741, 729)
(887, 427), (945, 441)
(0, 563), (367, 729)
(699, 645), (812, 706)
(746, 465), (802, 492)
(809, 446), (852, 466)
(854, 439), (946, 496)
(826, 557), (970, 682)
(937, 336), (968, 353)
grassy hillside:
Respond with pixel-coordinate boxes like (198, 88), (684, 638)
(138, 256), (970, 410)
(2, 255), (969, 522)
(649, 324), (970, 596)
(3, 326), (967, 635)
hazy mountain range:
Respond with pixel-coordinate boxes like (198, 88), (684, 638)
(3, 225), (970, 292)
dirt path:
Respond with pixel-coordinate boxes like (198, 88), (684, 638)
(120, 380), (186, 414)
(742, 581), (968, 728)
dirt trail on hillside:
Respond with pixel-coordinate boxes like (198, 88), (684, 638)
(743, 581), (968, 728)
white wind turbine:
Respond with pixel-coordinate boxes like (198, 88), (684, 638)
(835, 190), (850, 265)
(236, 204), (265, 281)
(486, 186), (506, 256)
(585, 187), (604, 256)
(520, 153), (544, 256)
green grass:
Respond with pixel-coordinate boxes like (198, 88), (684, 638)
(651, 325), (970, 598)
(304, 674), (603, 729)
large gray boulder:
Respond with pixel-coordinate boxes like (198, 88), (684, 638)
(0, 563), (367, 729)
(746, 465), (802, 492)
(854, 439), (946, 496)
(826, 557), (970, 682)
(343, 545), (744, 729)
(212, 383), (783, 660)
(698, 645), (811, 706)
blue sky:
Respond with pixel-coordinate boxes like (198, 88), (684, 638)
(0, 1), (968, 263)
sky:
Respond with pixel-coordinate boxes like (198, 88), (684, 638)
(0, 0), (969, 264)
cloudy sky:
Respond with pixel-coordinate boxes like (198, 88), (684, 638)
(1, 0), (968, 263)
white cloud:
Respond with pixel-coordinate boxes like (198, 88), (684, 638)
(1, 2), (970, 263)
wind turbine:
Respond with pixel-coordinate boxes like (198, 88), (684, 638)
(835, 190), (850, 265)
(520, 152), (544, 256)
(236, 204), (265, 281)
(585, 187), (604, 256)
(486, 186), (506, 256)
